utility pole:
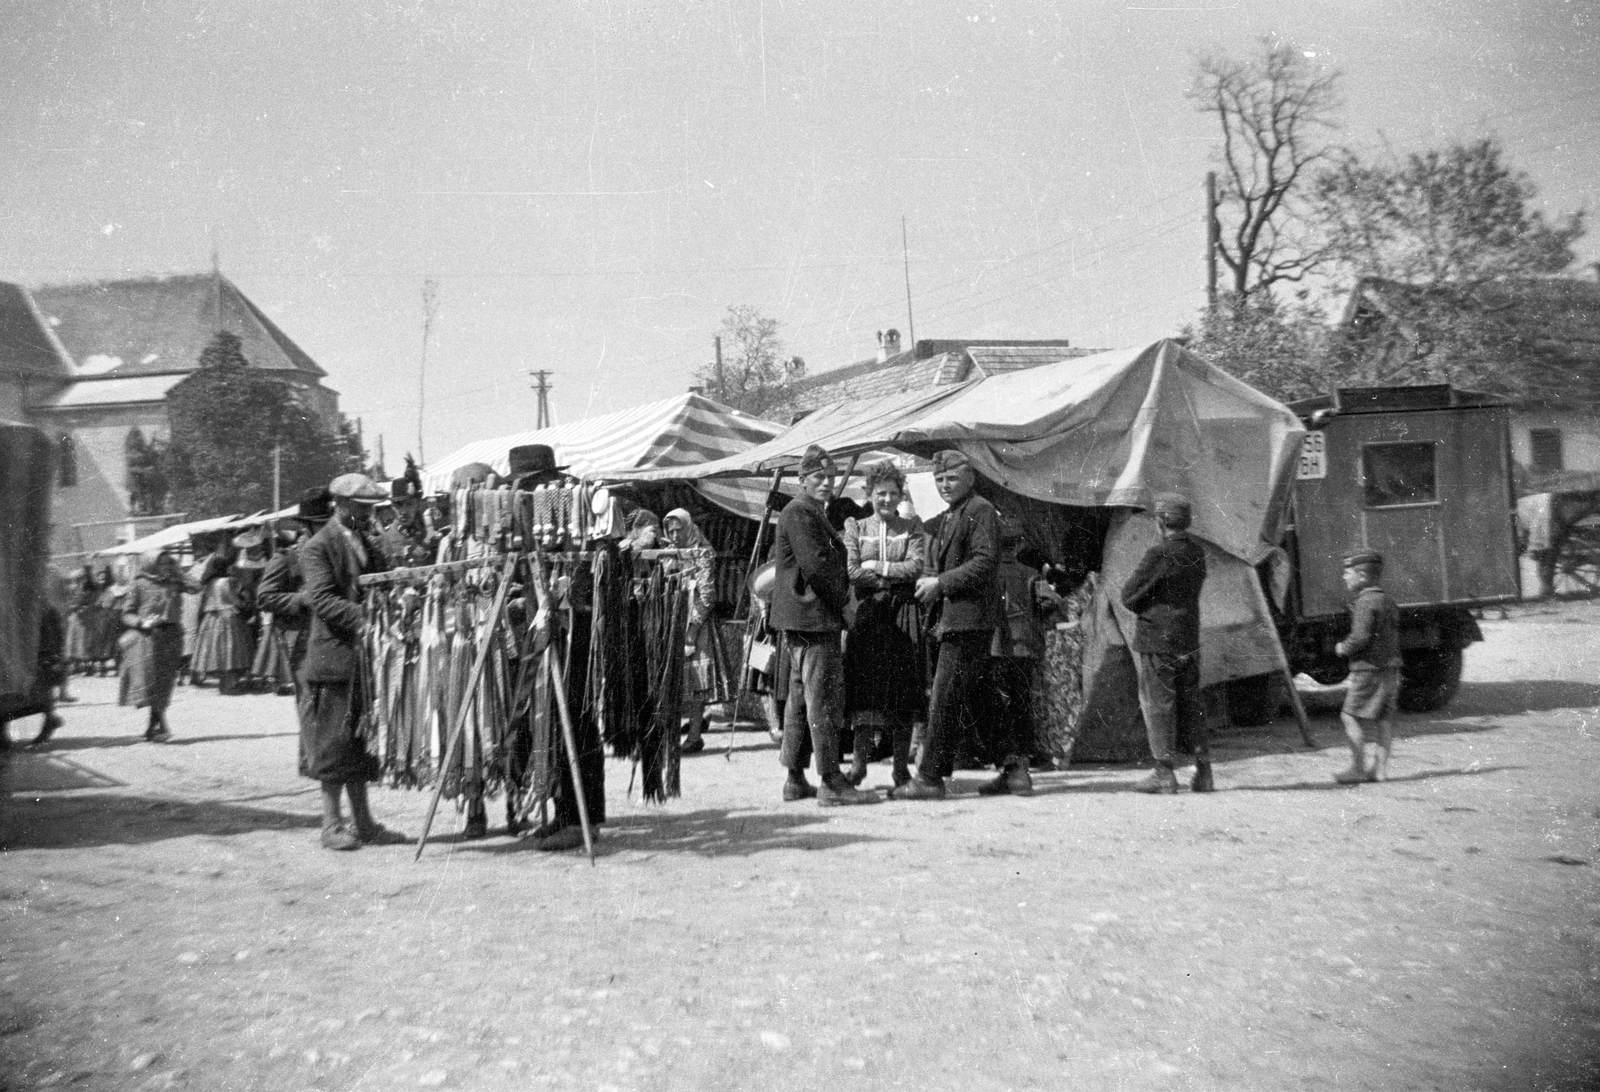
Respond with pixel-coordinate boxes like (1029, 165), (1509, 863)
(713, 336), (724, 402)
(1205, 171), (1219, 311)
(902, 215), (917, 348)
(530, 369), (553, 429)
(272, 443), (281, 511)
(418, 279), (440, 465)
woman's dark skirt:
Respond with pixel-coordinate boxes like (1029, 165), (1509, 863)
(844, 588), (926, 721)
(120, 625), (183, 714)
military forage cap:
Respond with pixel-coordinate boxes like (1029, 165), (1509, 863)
(1153, 492), (1191, 518)
(1342, 548), (1384, 569)
(328, 473), (388, 503)
(930, 449), (972, 474)
(798, 444), (838, 477)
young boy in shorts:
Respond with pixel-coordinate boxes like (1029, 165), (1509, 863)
(1334, 549), (1401, 783)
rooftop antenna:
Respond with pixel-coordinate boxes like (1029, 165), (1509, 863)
(902, 216), (917, 349)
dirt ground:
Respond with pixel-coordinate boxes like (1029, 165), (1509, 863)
(2, 600), (1597, 1092)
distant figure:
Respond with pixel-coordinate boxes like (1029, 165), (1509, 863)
(1334, 550), (1402, 783)
(1120, 493), (1210, 794)
(662, 508), (716, 754)
(120, 550), (198, 742)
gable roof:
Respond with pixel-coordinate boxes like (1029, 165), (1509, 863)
(29, 273), (326, 379)
(787, 339), (1096, 413)
(1339, 275), (1600, 405)
(0, 281), (73, 380)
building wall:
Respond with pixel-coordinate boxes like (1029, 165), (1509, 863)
(1510, 406), (1600, 478)
(33, 403), (172, 557)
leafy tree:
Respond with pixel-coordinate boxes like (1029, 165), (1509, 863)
(692, 305), (805, 418)
(1184, 293), (1331, 403)
(1190, 37), (1342, 300)
(162, 332), (366, 517)
(1313, 137), (1585, 285)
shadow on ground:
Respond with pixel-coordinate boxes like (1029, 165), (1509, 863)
(468, 806), (886, 859)
(0, 789), (320, 850)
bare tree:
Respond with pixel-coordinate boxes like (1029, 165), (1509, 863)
(1191, 37), (1341, 300)
(693, 305), (803, 418)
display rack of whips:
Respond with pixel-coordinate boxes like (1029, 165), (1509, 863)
(356, 482), (735, 863)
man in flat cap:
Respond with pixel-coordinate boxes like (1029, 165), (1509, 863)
(297, 473), (409, 849)
(1334, 549), (1400, 783)
(771, 444), (875, 806)
(1120, 492), (1210, 794)
(895, 448), (1005, 800)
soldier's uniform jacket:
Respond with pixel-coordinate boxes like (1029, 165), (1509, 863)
(770, 493), (850, 634)
(1119, 530), (1207, 657)
(926, 491), (1001, 636)
(1339, 585), (1402, 671)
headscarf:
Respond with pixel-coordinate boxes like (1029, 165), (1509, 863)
(662, 508), (709, 549)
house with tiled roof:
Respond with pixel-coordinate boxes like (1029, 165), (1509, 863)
(1336, 275), (1600, 493)
(0, 272), (342, 556)
(785, 329), (1097, 416)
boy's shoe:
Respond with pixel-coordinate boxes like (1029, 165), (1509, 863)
(782, 775), (818, 802)
(976, 764), (1034, 797)
(1134, 766), (1179, 794)
(1333, 764), (1369, 784)
(817, 781), (877, 806)
(321, 824), (361, 851)
(1191, 761), (1215, 793)
(888, 775), (947, 801)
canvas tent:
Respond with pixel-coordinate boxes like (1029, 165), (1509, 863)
(610, 340), (1309, 750)
(421, 392), (786, 520)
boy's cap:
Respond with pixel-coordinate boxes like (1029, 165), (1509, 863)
(930, 449), (971, 474)
(1342, 549), (1383, 568)
(1153, 492), (1191, 519)
(798, 445), (837, 477)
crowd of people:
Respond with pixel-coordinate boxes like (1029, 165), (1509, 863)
(3, 441), (1407, 848)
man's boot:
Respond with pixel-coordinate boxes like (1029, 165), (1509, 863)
(782, 770), (817, 802)
(1191, 760), (1215, 793)
(977, 756), (1034, 797)
(847, 726), (873, 786)
(1134, 763), (1179, 794)
(888, 774), (947, 801)
(890, 722), (913, 788)
(464, 795), (489, 839)
(817, 778), (877, 807)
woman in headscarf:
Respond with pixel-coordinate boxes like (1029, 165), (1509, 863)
(63, 565), (100, 676)
(662, 507), (717, 753)
(842, 461), (928, 787)
(120, 549), (197, 741)
(190, 537), (255, 693)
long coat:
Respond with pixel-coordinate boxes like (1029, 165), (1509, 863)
(926, 492), (1001, 636)
(298, 518), (386, 684)
(255, 546), (310, 671)
(770, 494), (850, 634)
(1119, 530), (1207, 656)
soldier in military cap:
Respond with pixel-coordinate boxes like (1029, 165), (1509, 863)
(1334, 549), (1401, 783)
(1120, 492), (1210, 794)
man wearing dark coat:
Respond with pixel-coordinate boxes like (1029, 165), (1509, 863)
(1119, 492), (1211, 794)
(255, 486), (333, 680)
(895, 449), (1008, 800)
(771, 444), (875, 807)
(298, 473), (410, 849)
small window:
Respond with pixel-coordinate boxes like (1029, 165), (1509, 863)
(1530, 428), (1564, 474)
(1363, 442), (1436, 508)
(57, 433), (78, 488)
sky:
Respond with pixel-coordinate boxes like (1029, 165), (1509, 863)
(3, 0), (1596, 466)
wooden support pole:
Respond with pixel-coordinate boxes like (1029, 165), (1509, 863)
(736, 468), (785, 726)
(526, 549), (597, 863)
(413, 552), (519, 862)
(1248, 572), (1317, 749)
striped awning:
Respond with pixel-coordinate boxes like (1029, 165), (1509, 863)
(422, 393), (787, 519)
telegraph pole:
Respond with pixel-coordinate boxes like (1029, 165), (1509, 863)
(713, 336), (724, 402)
(902, 215), (917, 348)
(1205, 171), (1219, 311)
(530, 369), (553, 429)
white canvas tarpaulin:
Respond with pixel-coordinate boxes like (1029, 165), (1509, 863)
(421, 393), (787, 520)
(614, 340), (1305, 565)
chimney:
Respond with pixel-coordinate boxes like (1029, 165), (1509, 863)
(876, 328), (902, 362)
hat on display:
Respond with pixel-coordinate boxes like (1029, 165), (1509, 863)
(387, 477), (421, 501)
(930, 449), (972, 474)
(748, 560), (777, 603)
(231, 529), (265, 550)
(1342, 548), (1384, 569)
(797, 445), (838, 477)
(329, 473), (388, 503)
(508, 444), (568, 479)
(295, 486), (334, 523)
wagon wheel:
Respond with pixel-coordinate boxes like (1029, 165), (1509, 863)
(1554, 515), (1600, 597)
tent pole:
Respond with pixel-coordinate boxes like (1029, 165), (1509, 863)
(1248, 572), (1317, 749)
(736, 468), (785, 729)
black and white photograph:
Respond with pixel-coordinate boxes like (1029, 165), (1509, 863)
(1, 2), (1597, 1089)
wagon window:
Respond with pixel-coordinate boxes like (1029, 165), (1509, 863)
(1362, 442), (1436, 507)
